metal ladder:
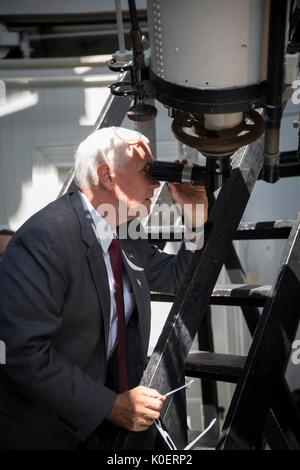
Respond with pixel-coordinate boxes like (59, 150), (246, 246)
(116, 135), (300, 450)
(185, 212), (300, 450)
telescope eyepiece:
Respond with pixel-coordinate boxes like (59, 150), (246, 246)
(149, 161), (206, 185)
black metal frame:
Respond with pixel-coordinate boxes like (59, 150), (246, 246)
(217, 213), (300, 449)
(146, 219), (293, 242)
(150, 71), (266, 114)
(148, 192), (300, 450)
(197, 306), (220, 435)
(262, 0), (288, 183)
(260, 151), (300, 179)
(116, 136), (264, 450)
(223, 237), (300, 449)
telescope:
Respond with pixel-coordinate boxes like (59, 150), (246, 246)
(109, 0), (298, 188)
(149, 159), (231, 190)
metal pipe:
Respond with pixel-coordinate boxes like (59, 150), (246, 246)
(0, 55), (111, 70)
(128, 0), (140, 32)
(127, 0), (144, 84)
(134, 103), (157, 158)
(115, 0), (126, 52)
(29, 30), (120, 41)
(4, 74), (119, 89)
(263, 0), (288, 183)
(24, 25), (147, 42)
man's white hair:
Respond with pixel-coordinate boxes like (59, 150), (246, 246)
(74, 126), (150, 189)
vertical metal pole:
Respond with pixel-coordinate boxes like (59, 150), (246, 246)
(114, 0), (126, 52)
(197, 191), (220, 434)
(263, 0), (288, 182)
(197, 307), (220, 435)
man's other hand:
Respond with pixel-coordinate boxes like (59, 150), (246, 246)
(167, 160), (208, 227)
(106, 385), (166, 431)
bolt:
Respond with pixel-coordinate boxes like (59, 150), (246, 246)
(293, 120), (300, 128)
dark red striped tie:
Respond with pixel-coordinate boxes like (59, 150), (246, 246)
(108, 238), (128, 393)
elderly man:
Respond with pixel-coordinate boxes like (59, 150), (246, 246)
(0, 127), (207, 450)
(0, 229), (14, 258)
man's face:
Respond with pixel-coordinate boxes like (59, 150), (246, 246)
(113, 140), (160, 217)
(0, 235), (12, 257)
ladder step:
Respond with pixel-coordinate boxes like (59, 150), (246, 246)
(184, 351), (246, 383)
(235, 220), (293, 240)
(146, 220), (293, 241)
(151, 284), (272, 307)
(210, 284), (272, 306)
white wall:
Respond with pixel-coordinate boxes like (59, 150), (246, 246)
(0, 65), (115, 229)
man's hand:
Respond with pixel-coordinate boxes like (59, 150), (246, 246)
(167, 160), (208, 228)
(106, 386), (166, 432)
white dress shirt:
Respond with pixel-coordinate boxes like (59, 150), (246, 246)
(80, 192), (135, 357)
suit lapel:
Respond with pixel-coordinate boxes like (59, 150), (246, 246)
(69, 191), (111, 354)
(86, 242), (111, 355)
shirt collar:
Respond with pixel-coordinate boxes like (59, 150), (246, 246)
(79, 191), (117, 253)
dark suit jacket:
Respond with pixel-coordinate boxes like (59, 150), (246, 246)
(0, 190), (194, 449)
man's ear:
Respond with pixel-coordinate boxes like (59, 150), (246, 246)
(97, 162), (114, 190)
